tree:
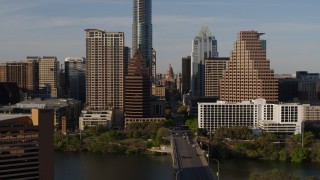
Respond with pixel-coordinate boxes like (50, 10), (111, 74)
(303, 131), (315, 147)
(249, 169), (299, 180)
(156, 127), (171, 145)
(291, 147), (308, 163)
(185, 118), (198, 133)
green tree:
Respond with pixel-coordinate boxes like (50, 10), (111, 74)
(303, 131), (315, 147)
(249, 169), (299, 180)
(279, 149), (288, 161)
(156, 127), (171, 145)
(310, 142), (320, 162)
(291, 147), (308, 163)
(185, 118), (198, 133)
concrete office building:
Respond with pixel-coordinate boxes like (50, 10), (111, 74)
(38, 56), (59, 98)
(65, 57), (86, 103)
(79, 110), (113, 130)
(198, 98), (320, 134)
(191, 26), (218, 97)
(204, 57), (229, 98)
(182, 56), (191, 95)
(16, 98), (82, 131)
(85, 29), (124, 112)
(219, 31), (278, 103)
(0, 109), (54, 180)
(132, 0), (153, 77)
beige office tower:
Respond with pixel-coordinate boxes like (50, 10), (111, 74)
(219, 31), (278, 103)
(85, 29), (124, 111)
(38, 56), (59, 98)
(205, 57), (229, 98)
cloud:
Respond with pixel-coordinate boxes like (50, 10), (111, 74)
(0, 0), (40, 15)
(154, 15), (247, 25)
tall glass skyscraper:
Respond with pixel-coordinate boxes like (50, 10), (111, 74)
(65, 57), (86, 103)
(132, 0), (153, 74)
(191, 26), (218, 97)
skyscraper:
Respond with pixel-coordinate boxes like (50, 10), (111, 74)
(0, 59), (39, 98)
(38, 56), (59, 98)
(205, 57), (229, 98)
(132, 0), (153, 76)
(182, 56), (191, 94)
(125, 50), (151, 118)
(85, 29), (124, 111)
(219, 31), (278, 103)
(191, 26), (218, 97)
(65, 57), (86, 103)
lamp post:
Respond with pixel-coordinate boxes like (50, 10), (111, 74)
(301, 121), (304, 148)
(212, 159), (220, 180)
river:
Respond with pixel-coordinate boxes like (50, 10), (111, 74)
(54, 152), (320, 180)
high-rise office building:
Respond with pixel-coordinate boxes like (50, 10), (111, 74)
(125, 50), (151, 118)
(124, 47), (131, 76)
(85, 29), (124, 112)
(219, 31), (278, 103)
(191, 26), (218, 97)
(0, 59), (39, 98)
(204, 57), (229, 98)
(132, 0), (153, 77)
(297, 71), (320, 105)
(0, 109), (54, 180)
(65, 57), (86, 103)
(38, 56), (59, 98)
(182, 56), (191, 94)
(0, 82), (20, 105)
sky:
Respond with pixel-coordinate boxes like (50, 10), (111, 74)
(0, 0), (319, 74)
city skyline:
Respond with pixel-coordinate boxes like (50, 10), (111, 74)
(0, 0), (319, 74)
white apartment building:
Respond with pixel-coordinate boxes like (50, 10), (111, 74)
(79, 110), (113, 130)
(198, 98), (319, 134)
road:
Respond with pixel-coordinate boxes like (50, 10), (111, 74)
(173, 130), (215, 180)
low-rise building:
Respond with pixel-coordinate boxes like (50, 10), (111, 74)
(15, 98), (82, 130)
(79, 110), (113, 130)
(198, 98), (320, 134)
(125, 117), (165, 129)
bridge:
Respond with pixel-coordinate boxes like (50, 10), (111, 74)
(172, 129), (215, 180)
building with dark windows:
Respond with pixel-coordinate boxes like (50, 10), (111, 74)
(0, 82), (20, 105)
(191, 26), (218, 98)
(125, 50), (151, 118)
(278, 77), (298, 103)
(182, 56), (191, 95)
(132, 0), (153, 78)
(65, 57), (86, 103)
(124, 50), (164, 128)
(124, 47), (131, 76)
(297, 71), (320, 105)
(0, 109), (54, 180)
